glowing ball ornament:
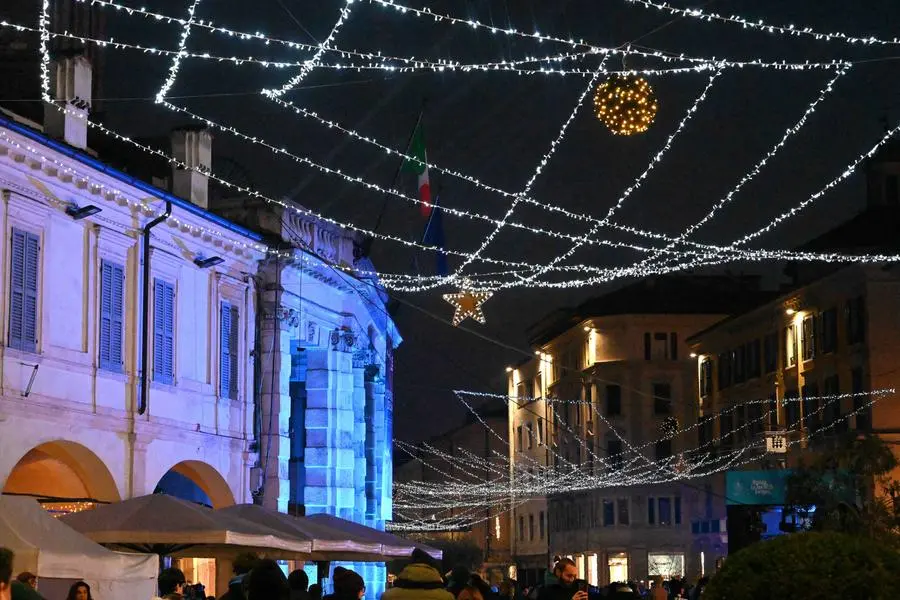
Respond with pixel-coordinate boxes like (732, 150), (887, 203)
(593, 75), (659, 135)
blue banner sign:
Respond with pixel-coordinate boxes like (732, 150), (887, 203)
(725, 470), (792, 506)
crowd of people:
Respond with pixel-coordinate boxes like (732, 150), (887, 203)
(0, 544), (708, 600)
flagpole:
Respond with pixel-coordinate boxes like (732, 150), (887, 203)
(358, 101), (427, 260)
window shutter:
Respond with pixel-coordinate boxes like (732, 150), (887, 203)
(110, 264), (125, 368)
(229, 305), (239, 399)
(99, 261), (113, 369)
(23, 232), (39, 352)
(163, 282), (174, 383)
(153, 279), (175, 384)
(220, 301), (231, 396)
(8, 229), (25, 349)
(153, 279), (165, 380)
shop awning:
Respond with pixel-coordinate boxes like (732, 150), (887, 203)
(302, 513), (442, 560)
(60, 494), (312, 557)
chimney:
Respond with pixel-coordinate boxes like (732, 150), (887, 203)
(171, 127), (212, 209)
(44, 53), (92, 150)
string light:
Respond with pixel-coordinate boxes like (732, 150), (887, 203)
(505, 70), (722, 290)
(594, 74), (660, 135)
(625, 0), (900, 47)
(264, 0), (356, 97)
(156, 0), (203, 103)
(637, 65), (850, 270)
(446, 57), (610, 285)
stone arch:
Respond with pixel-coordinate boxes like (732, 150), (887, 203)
(155, 460), (235, 508)
(2, 440), (121, 502)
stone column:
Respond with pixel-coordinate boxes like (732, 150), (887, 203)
(258, 300), (298, 512)
(352, 350), (368, 524)
(303, 329), (356, 516)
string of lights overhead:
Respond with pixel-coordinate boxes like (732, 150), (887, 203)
(624, 0), (900, 46)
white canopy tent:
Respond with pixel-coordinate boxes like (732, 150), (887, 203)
(0, 496), (158, 599)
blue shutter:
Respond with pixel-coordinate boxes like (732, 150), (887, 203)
(229, 305), (239, 399)
(153, 279), (174, 384)
(163, 281), (175, 384)
(99, 261), (112, 368)
(219, 301), (231, 396)
(100, 261), (124, 372)
(110, 263), (125, 368)
(8, 229), (38, 352)
(8, 230), (25, 349)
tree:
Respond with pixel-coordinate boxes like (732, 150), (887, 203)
(785, 434), (900, 541)
(703, 531), (900, 600)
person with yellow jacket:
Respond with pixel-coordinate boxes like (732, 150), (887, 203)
(382, 550), (454, 600)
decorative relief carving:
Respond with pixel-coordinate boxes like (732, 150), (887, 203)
(330, 327), (357, 352)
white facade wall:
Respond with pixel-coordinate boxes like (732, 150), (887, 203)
(0, 120), (263, 509)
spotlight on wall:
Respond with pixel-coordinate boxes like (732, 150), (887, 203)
(194, 256), (224, 269)
(65, 204), (101, 220)
(583, 326), (592, 332)
(785, 308), (796, 316)
(690, 352), (698, 358)
(505, 366), (513, 373)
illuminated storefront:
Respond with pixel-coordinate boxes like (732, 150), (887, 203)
(608, 552), (628, 583)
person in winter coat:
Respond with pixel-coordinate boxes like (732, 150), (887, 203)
(288, 569), (311, 600)
(534, 559), (587, 600)
(219, 553), (259, 600)
(382, 549), (454, 600)
(332, 570), (365, 600)
(245, 559), (289, 600)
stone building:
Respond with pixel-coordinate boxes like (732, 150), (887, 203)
(686, 141), (900, 555)
(507, 277), (767, 586)
(0, 51), (398, 598)
(393, 407), (512, 584)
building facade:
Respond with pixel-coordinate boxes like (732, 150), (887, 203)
(507, 278), (766, 586)
(0, 53), (398, 598)
(685, 142), (900, 555)
(393, 408), (512, 584)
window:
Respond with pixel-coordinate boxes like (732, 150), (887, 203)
(720, 413), (734, 448)
(655, 439), (672, 461)
(539, 511), (545, 539)
(802, 382), (820, 434)
(516, 426), (523, 452)
(785, 389), (800, 429)
(617, 498), (630, 525)
(734, 345), (746, 383)
(698, 415), (712, 448)
(607, 439), (624, 471)
(700, 359), (713, 397)
(735, 405), (746, 443)
(8, 228), (40, 353)
(603, 499), (615, 526)
(658, 497), (673, 526)
(152, 279), (175, 384)
(652, 332), (669, 359)
(823, 374), (844, 433)
(220, 301), (239, 399)
(518, 516), (524, 541)
(763, 332), (778, 373)
(847, 296), (866, 344)
(852, 367), (871, 431)
(717, 351), (732, 390)
(644, 332), (651, 360)
(535, 373), (542, 399)
(785, 325), (797, 367)
(525, 422), (534, 449)
(537, 417), (545, 446)
(747, 340), (761, 379)
(821, 308), (838, 354)
(528, 514), (534, 541)
(674, 497), (682, 525)
(99, 260), (125, 372)
(648, 497), (656, 525)
(653, 383), (672, 415)
(802, 315), (815, 361)
(670, 332), (679, 360)
(748, 402), (764, 437)
(606, 384), (622, 417)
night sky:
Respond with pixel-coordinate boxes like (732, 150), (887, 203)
(6, 0), (900, 441)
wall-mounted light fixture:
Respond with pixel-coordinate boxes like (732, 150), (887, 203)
(689, 352), (698, 358)
(65, 204), (101, 220)
(505, 366), (513, 373)
(194, 256), (224, 269)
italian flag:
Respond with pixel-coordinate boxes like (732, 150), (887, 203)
(402, 123), (432, 218)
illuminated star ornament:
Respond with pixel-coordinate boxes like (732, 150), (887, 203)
(443, 282), (493, 326)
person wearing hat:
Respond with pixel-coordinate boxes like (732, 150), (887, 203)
(382, 549), (453, 600)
